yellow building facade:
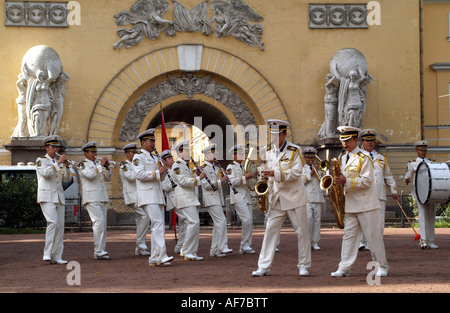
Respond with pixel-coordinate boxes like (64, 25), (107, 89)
(0, 0), (443, 197)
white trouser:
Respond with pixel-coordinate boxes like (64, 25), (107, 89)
(338, 208), (389, 272)
(40, 202), (65, 260)
(175, 206), (200, 256)
(206, 205), (229, 255)
(233, 202), (253, 249)
(142, 204), (169, 263)
(361, 200), (386, 245)
(257, 202), (311, 270)
(173, 210), (187, 253)
(416, 199), (436, 244)
(128, 204), (150, 251)
(306, 202), (322, 245)
(85, 202), (108, 256)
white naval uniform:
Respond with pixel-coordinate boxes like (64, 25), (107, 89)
(337, 147), (389, 273)
(404, 157), (436, 245)
(171, 159), (202, 257)
(133, 149), (170, 264)
(119, 159), (150, 254)
(360, 150), (397, 245)
(161, 169), (186, 254)
(301, 164), (325, 247)
(226, 161), (253, 251)
(78, 158), (112, 258)
(257, 141), (311, 271)
(36, 154), (72, 261)
(201, 161), (230, 256)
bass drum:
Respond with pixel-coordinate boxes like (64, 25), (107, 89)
(415, 162), (450, 205)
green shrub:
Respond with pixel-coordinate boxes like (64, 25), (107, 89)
(0, 177), (45, 228)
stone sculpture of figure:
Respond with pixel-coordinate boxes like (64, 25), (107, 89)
(113, 0), (173, 50)
(318, 73), (339, 138)
(12, 45), (70, 138)
(318, 48), (373, 138)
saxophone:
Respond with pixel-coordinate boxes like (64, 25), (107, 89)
(320, 156), (345, 229)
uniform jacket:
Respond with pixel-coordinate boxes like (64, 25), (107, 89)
(340, 146), (380, 213)
(119, 160), (137, 206)
(161, 171), (177, 211)
(361, 150), (397, 201)
(265, 140), (308, 210)
(301, 164), (325, 203)
(171, 159), (201, 209)
(404, 157), (432, 197)
(132, 149), (165, 207)
(36, 154), (72, 204)
(78, 158), (111, 205)
(201, 161), (225, 207)
(226, 161), (251, 205)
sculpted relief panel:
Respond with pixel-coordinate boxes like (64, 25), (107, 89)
(120, 72), (257, 141)
(113, 0), (264, 50)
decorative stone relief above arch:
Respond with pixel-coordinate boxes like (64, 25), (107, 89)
(113, 0), (264, 50)
(88, 45), (287, 146)
(119, 72), (257, 141)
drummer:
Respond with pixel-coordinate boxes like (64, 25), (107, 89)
(404, 140), (438, 249)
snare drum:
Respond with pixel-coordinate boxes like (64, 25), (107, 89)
(415, 162), (450, 205)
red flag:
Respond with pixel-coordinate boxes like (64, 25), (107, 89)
(160, 106), (170, 151)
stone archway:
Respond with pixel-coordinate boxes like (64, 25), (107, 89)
(88, 45), (288, 147)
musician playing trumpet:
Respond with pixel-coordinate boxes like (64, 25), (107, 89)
(301, 147), (325, 251)
(36, 136), (72, 264)
(252, 119), (311, 277)
(331, 126), (389, 277)
(78, 141), (112, 260)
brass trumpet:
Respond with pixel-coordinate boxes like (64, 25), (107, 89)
(55, 153), (77, 166)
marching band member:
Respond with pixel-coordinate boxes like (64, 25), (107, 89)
(404, 140), (438, 249)
(171, 139), (206, 261)
(160, 149), (185, 254)
(359, 129), (398, 250)
(133, 129), (173, 266)
(119, 143), (150, 256)
(78, 141), (112, 260)
(331, 126), (389, 277)
(252, 119), (311, 277)
(201, 144), (233, 257)
(36, 136), (72, 264)
(301, 147), (325, 251)
(226, 144), (255, 254)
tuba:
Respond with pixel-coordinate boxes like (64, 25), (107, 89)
(244, 146), (269, 214)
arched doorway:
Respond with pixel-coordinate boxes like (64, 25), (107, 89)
(88, 45), (288, 153)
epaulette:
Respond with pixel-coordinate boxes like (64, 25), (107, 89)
(176, 160), (182, 164)
(266, 145), (272, 151)
(357, 151), (367, 158)
(201, 164), (207, 168)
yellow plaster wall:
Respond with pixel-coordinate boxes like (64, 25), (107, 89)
(0, 0), (421, 164)
(423, 2), (450, 146)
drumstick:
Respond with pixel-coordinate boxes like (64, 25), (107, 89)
(394, 198), (423, 245)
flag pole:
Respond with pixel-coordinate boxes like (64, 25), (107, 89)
(160, 102), (178, 242)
